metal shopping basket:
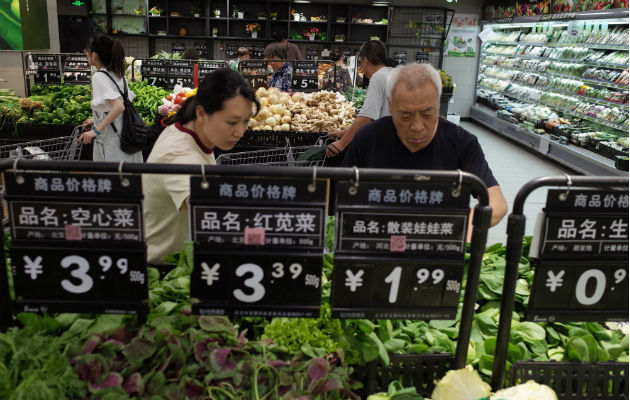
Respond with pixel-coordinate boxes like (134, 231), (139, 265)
(0, 125), (83, 161)
(216, 137), (329, 167)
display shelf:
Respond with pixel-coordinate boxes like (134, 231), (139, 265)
(471, 104), (626, 176)
(479, 73), (629, 110)
(480, 61), (629, 90)
(290, 20), (329, 24)
(487, 41), (629, 51)
(483, 52), (628, 70)
(478, 86), (628, 132)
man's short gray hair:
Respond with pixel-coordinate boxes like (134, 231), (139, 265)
(386, 63), (442, 100)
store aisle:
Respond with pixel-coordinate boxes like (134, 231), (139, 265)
(461, 121), (571, 246)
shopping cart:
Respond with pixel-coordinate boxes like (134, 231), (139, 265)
(216, 137), (329, 167)
(0, 125), (83, 161)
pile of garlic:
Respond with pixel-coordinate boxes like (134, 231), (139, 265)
(249, 87), (292, 131)
(288, 90), (356, 132)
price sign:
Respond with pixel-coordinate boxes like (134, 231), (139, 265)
(140, 59), (195, 89)
(189, 176), (328, 317)
(62, 55), (90, 71)
(292, 61), (319, 92)
(492, 17), (513, 23)
(331, 256), (463, 319)
(31, 55), (60, 70)
(5, 172), (148, 315)
(194, 42), (208, 58)
(198, 61), (226, 80)
(34, 71), (62, 85)
(527, 189), (629, 322)
(191, 251), (322, 317)
(63, 71), (91, 84)
(306, 48), (319, 60)
(172, 42), (186, 54)
(540, 12), (576, 21)
(528, 262), (628, 322)
(332, 180), (471, 319)
(11, 245), (148, 314)
(240, 60), (268, 90)
(226, 44), (264, 59)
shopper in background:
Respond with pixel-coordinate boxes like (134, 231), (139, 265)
(143, 69), (259, 264)
(79, 33), (143, 162)
(182, 48), (200, 60)
(229, 47), (250, 72)
(342, 63), (508, 231)
(326, 40), (392, 157)
(323, 51), (351, 93)
(265, 43), (293, 92)
(270, 31), (303, 60)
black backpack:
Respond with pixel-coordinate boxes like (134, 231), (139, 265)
(97, 71), (154, 154)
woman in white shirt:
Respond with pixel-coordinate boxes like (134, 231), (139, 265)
(79, 34), (143, 162)
(144, 69), (260, 264)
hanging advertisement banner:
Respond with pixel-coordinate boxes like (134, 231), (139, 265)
(446, 14), (479, 57)
(0, 0), (50, 50)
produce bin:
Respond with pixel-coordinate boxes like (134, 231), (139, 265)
(353, 353), (454, 398)
(509, 361), (628, 399)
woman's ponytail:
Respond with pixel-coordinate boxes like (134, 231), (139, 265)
(85, 34), (126, 78)
(109, 39), (125, 78)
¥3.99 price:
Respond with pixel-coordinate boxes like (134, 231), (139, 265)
(21, 253), (145, 294)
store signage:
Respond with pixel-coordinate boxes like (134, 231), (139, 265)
(62, 55), (91, 84)
(331, 180), (471, 319)
(194, 42), (208, 58)
(4, 172), (148, 315)
(306, 48), (319, 60)
(239, 60), (268, 90)
(197, 60), (227, 80)
(292, 61), (319, 91)
(527, 189), (629, 322)
(491, 17), (513, 23)
(226, 44), (264, 59)
(27, 54), (91, 86)
(172, 42), (186, 54)
(189, 176), (328, 317)
(140, 59), (194, 89)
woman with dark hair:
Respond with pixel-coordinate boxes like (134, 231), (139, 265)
(143, 68), (260, 264)
(265, 43), (292, 92)
(322, 52), (352, 93)
(79, 33), (143, 162)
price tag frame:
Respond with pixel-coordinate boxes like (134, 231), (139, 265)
(133, 58), (228, 90)
(239, 59), (335, 93)
(3, 171), (149, 316)
(24, 53), (92, 93)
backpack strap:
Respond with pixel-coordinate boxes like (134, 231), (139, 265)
(95, 70), (129, 134)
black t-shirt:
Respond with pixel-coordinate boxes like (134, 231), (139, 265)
(341, 116), (499, 188)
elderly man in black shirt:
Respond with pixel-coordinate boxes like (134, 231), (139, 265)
(342, 63), (508, 229)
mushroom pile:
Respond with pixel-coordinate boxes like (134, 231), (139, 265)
(288, 91), (356, 132)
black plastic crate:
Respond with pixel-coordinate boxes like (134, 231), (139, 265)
(0, 121), (17, 139)
(353, 353), (454, 398)
(509, 361), (628, 399)
(16, 123), (76, 140)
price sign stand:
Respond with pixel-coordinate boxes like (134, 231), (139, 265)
(188, 175), (329, 318)
(331, 170), (492, 370)
(24, 53), (92, 96)
(0, 166), (149, 325)
(491, 175), (629, 396)
(131, 58), (228, 90)
(239, 60), (335, 93)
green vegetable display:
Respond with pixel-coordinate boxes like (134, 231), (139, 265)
(22, 85), (92, 125)
(0, 219), (627, 398)
(129, 81), (169, 126)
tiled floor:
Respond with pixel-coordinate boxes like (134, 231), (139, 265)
(461, 121), (572, 246)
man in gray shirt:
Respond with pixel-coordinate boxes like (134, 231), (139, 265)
(270, 31), (303, 60)
(327, 40), (392, 157)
